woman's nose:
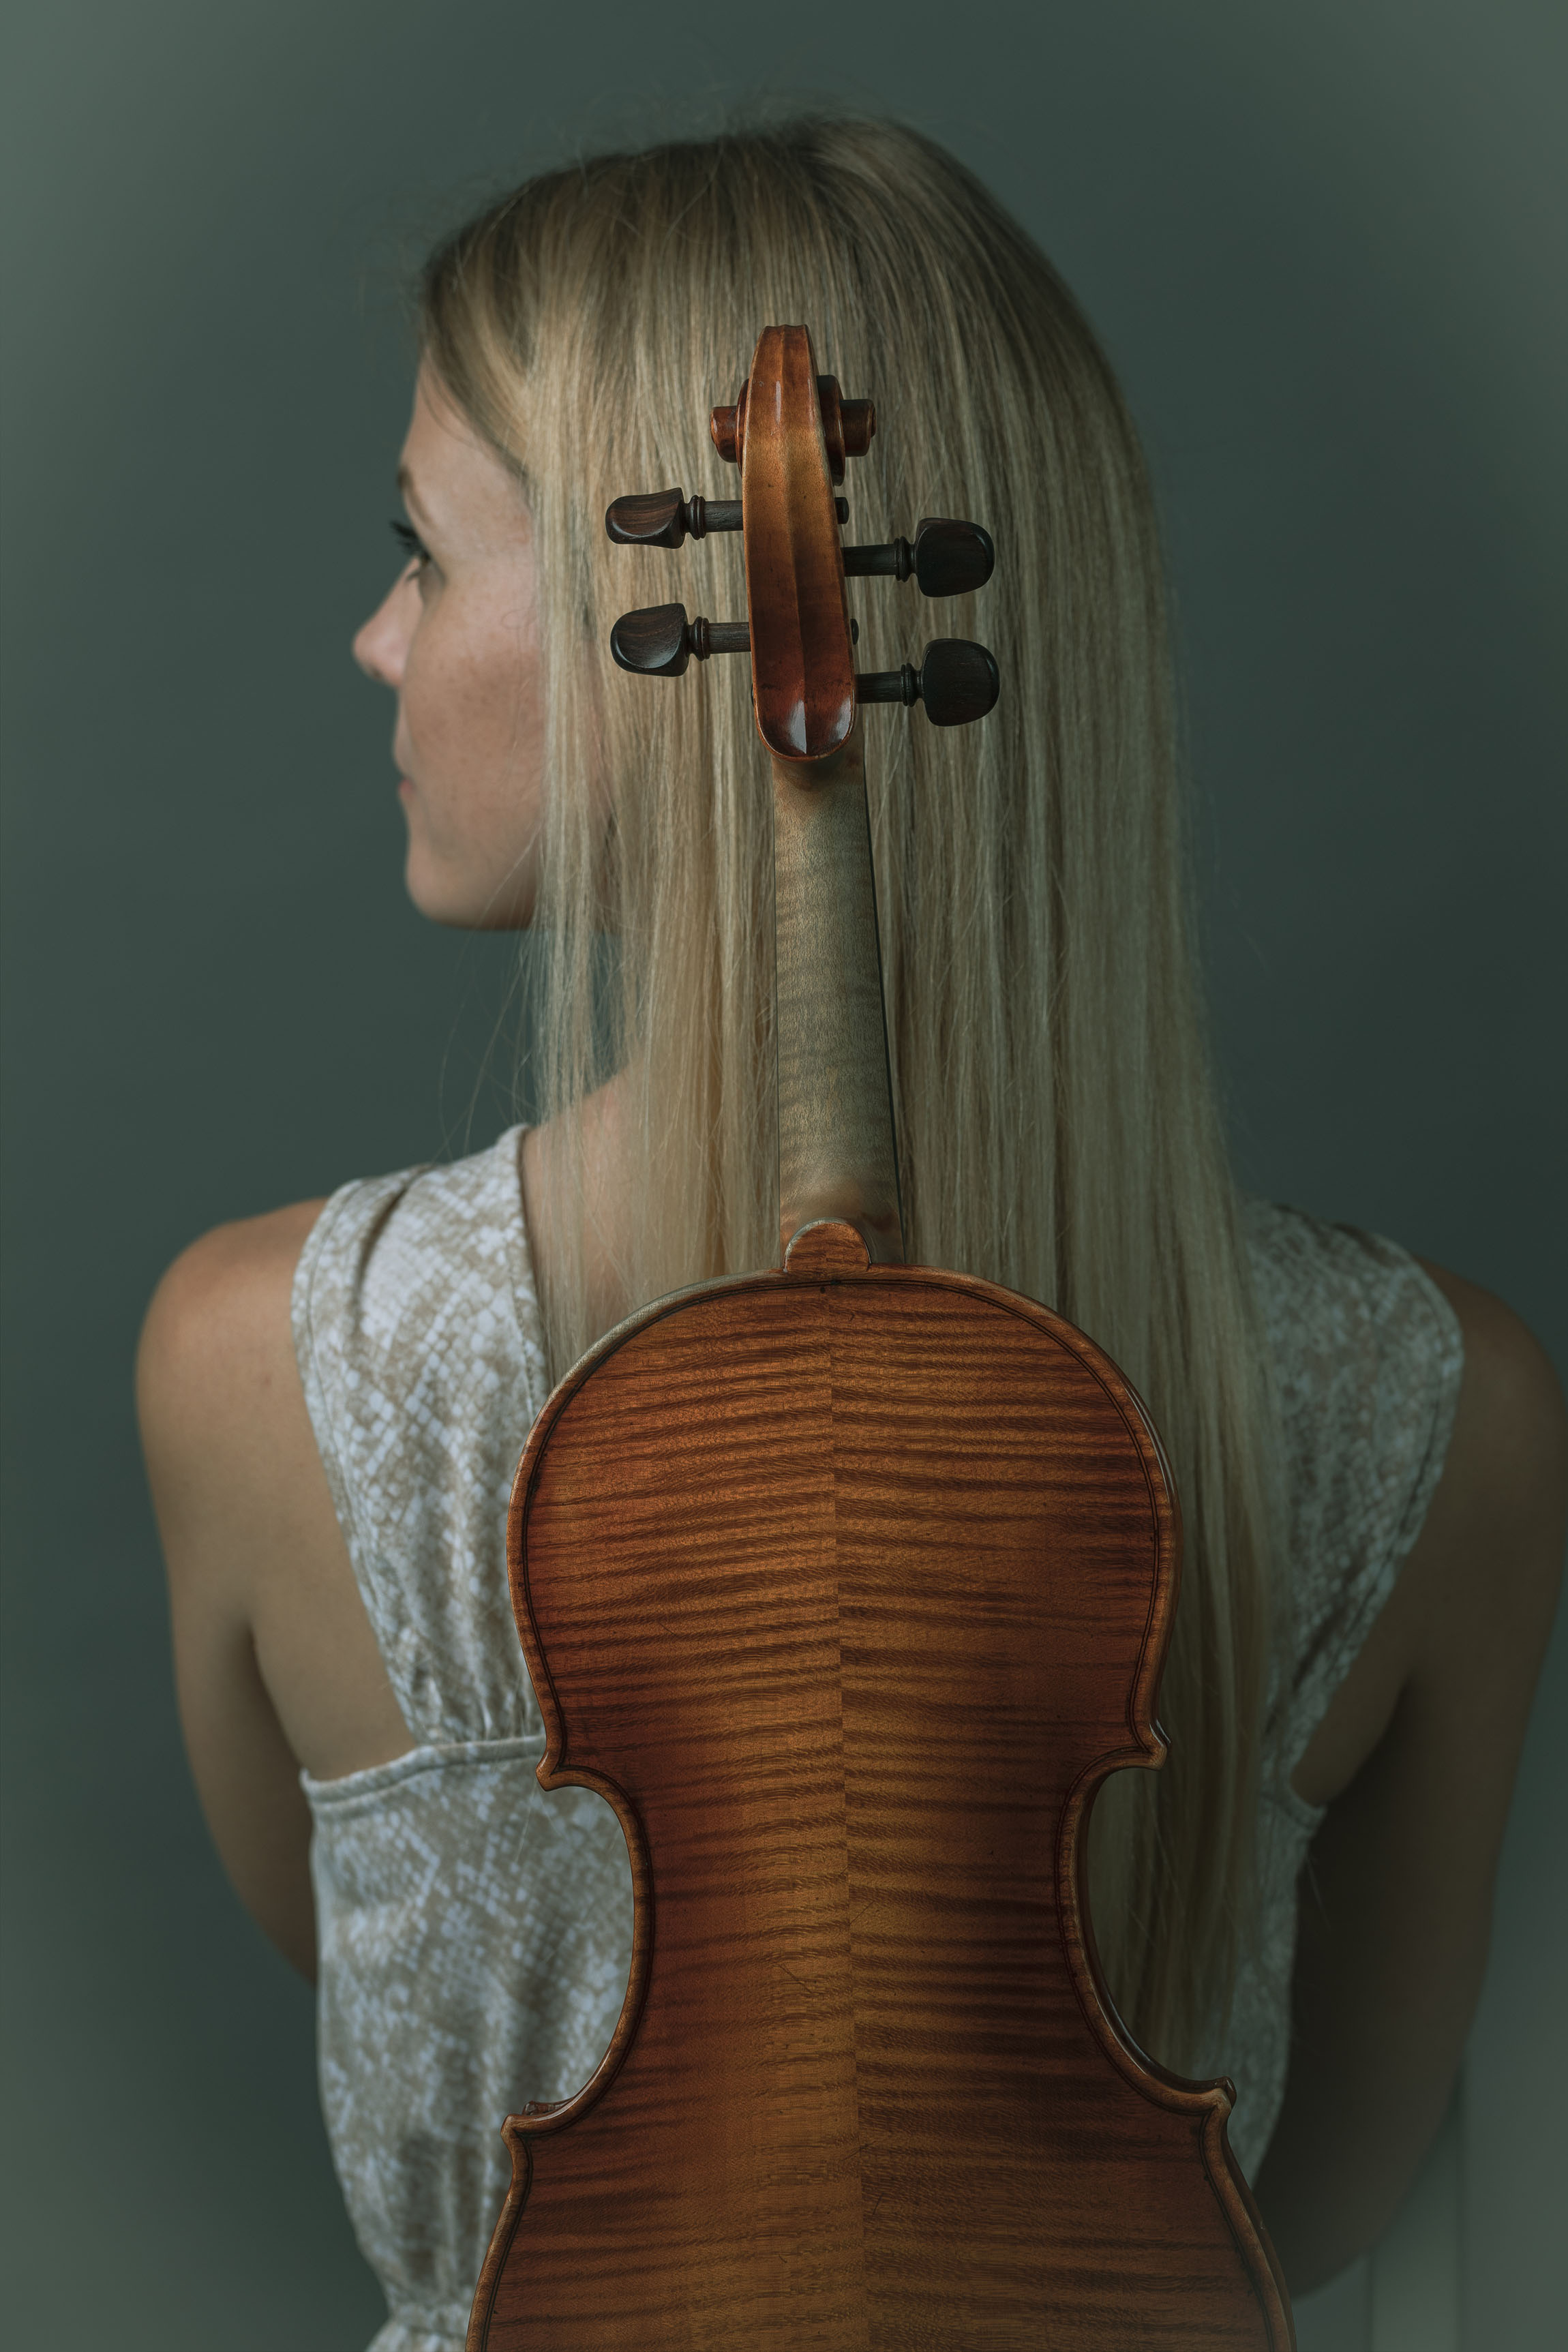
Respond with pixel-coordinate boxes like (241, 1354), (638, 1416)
(353, 575), (413, 687)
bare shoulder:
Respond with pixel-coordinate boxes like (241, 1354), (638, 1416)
(138, 1201), (337, 1599)
(1293, 1262), (1567, 1807)
(1396, 1260), (1565, 1712)
(141, 1193), (410, 1837)
(1413, 1262), (1567, 1582)
(138, 1201), (325, 1403)
(137, 1202), (334, 1979)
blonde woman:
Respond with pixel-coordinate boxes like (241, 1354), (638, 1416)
(137, 120), (1564, 2349)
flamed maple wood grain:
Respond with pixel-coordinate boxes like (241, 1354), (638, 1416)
(466, 1224), (1293, 2350)
(772, 725), (903, 1265)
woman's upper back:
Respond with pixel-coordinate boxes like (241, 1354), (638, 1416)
(297, 1128), (1464, 1766)
(289, 1130), (1462, 2246)
(142, 1120), (1568, 2343)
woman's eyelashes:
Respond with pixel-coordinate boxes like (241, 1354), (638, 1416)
(391, 516), (432, 572)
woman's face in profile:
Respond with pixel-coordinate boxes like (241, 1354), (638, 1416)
(354, 362), (544, 926)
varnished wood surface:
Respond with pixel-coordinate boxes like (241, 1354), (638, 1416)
(737, 325), (858, 762)
(468, 1224), (1293, 2349)
(772, 729), (903, 1265)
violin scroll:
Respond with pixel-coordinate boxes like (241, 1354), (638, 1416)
(606, 328), (999, 751)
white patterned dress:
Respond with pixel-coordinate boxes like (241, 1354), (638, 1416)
(292, 1128), (1463, 2351)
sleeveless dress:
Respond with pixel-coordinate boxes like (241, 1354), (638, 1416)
(292, 1127), (1464, 2352)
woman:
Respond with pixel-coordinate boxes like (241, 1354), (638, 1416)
(136, 119), (1565, 2348)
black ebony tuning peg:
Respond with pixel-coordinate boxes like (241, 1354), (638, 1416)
(858, 639), (999, 726)
(610, 603), (751, 676)
(607, 488), (849, 547)
(841, 517), (995, 599)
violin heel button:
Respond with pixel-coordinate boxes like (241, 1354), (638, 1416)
(784, 1221), (873, 1278)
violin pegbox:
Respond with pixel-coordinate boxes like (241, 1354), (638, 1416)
(605, 327), (999, 746)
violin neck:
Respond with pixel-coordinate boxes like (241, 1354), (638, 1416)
(771, 719), (905, 1266)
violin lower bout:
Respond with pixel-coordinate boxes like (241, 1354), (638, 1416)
(468, 1228), (1293, 2350)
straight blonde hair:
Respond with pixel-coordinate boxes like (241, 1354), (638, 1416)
(420, 117), (1281, 2075)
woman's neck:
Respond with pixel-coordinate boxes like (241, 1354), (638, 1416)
(518, 1063), (639, 1351)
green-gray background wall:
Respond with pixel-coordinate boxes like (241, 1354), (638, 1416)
(3, 4), (1562, 2346)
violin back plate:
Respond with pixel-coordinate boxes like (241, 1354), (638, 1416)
(468, 1232), (1292, 2349)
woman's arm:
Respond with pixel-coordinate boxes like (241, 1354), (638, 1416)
(137, 1202), (410, 1981)
(1255, 1266), (1567, 2293)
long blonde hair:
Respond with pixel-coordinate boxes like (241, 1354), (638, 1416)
(420, 118), (1280, 2074)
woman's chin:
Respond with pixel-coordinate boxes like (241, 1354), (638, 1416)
(404, 854), (532, 931)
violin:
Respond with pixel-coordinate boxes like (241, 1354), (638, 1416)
(466, 327), (1295, 2349)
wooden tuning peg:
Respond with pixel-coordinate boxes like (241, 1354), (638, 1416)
(710, 384), (749, 466)
(815, 375), (876, 484)
(857, 638), (999, 726)
(841, 517), (995, 597)
(610, 604), (752, 676)
(605, 490), (742, 547)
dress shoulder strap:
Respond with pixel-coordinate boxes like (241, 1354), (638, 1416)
(290, 1128), (549, 1746)
(1242, 1198), (1464, 1779)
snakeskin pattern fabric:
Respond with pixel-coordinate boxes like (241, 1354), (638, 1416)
(292, 1129), (1463, 2351)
